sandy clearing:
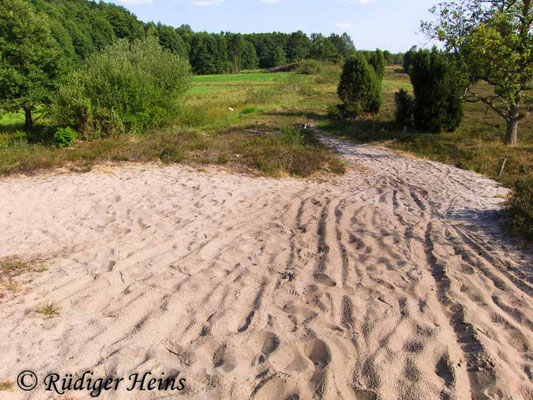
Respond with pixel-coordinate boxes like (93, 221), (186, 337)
(0, 135), (531, 400)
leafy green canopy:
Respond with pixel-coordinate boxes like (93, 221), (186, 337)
(53, 37), (191, 139)
(337, 54), (383, 118)
(0, 0), (64, 130)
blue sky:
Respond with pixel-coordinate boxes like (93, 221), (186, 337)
(110, 0), (438, 52)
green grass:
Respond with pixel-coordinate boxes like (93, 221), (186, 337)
(192, 72), (289, 83)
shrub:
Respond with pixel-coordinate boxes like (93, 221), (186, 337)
(337, 54), (383, 119)
(368, 49), (386, 81)
(408, 49), (468, 133)
(281, 127), (305, 145)
(54, 127), (77, 148)
(296, 59), (322, 75)
(394, 89), (415, 127)
(53, 37), (191, 140)
(507, 177), (533, 241)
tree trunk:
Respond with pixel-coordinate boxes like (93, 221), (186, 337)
(504, 105), (519, 146)
(24, 108), (33, 132)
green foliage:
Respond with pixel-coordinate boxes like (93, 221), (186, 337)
(242, 41), (259, 69)
(296, 59), (323, 75)
(337, 54), (383, 118)
(53, 37), (191, 139)
(272, 46), (287, 67)
(54, 127), (76, 147)
(422, 0), (532, 144)
(281, 127), (305, 145)
(394, 89), (415, 127)
(408, 49), (468, 132)
(403, 46), (417, 71)
(287, 31), (311, 62)
(0, 0), (65, 131)
(368, 49), (386, 80)
(383, 50), (394, 65)
(507, 177), (533, 240)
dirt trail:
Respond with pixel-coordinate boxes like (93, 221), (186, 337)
(0, 135), (531, 400)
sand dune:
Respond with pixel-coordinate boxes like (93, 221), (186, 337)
(0, 135), (531, 399)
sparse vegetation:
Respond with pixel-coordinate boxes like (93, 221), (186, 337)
(0, 256), (47, 295)
(0, 380), (14, 391)
(35, 302), (59, 318)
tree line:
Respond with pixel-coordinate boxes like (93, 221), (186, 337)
(0, 0), (407, 130)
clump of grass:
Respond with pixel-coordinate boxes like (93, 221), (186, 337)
(35, 302), (59, 318)
(242, 106), (258, 114)
(0, 256), (30, 272)
(0, 380), (14, 391)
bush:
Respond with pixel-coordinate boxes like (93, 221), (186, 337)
(281, 127), (305, 145)
(296, 59), (322, 75)
(337, 54), (383, 119)
(408, 49), (468, 133)
(54, 127), (77, 148)
(394, 89), (415, 127)
(368, 49), (385, 81)
(53, 37), (191, 140)
(507, 177), (533, 241)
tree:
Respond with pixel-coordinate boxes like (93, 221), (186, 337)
(408, 49), (468, 132)
(0, 0), (64, 131)
(368, 49), (386, 80)
(227, 33), (245, 72)
(329, 33), (355, 59)
(394, 89), (415, 126)
(272, 45), (287, 67)
(337, 54), (383, 119)
(383, 50), (394, 65)
(287, 31), (311, 62)
(422, 0), (532, 145)
(242, 41), (259, 69)
(403, 46), (417, 71)
(310, 33), (341, 63)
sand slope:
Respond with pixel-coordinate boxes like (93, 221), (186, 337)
(0, 135), (531, 400)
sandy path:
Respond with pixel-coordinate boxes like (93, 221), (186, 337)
(0, 135), (531, 400)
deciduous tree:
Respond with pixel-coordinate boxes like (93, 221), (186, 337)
(422, 0), (532, 145)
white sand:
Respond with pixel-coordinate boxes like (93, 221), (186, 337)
(0, 135), (531, 399)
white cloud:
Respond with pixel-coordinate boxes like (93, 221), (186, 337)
(335, 22), (354, 31)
